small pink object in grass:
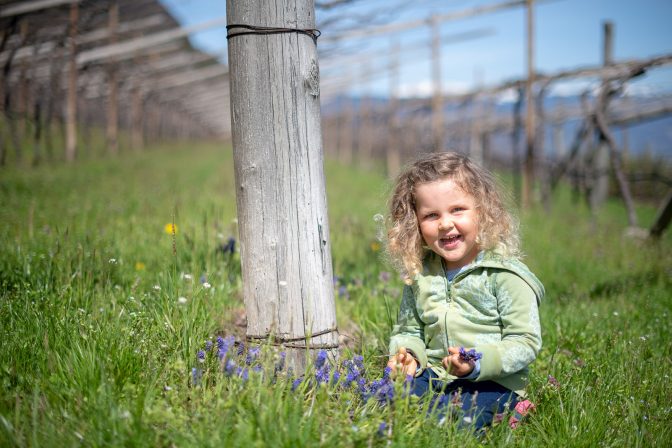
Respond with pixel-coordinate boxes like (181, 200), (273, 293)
(509, 400), (536, 429)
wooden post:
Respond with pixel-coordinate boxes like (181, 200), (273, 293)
(590, 21), (613, 210)
(130, 84), (143, 150)
(649, 190), (672, 238)
(106, 2), (119, 155)
(226, 0), (338, 372)
(522, 0), (535, 207)
(431, 16), (444, 152)
(65, 2), (78, 162)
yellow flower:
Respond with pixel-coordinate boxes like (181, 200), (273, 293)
(370, 241), (381, 252)
(135, 262), (146, 271)
(164, 223), (178, 235)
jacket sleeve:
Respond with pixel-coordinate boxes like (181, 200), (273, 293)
(389, 284), (428, 369)
(475, 271), (542, 381)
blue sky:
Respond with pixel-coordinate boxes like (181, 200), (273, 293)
(159, 0), (672, 99)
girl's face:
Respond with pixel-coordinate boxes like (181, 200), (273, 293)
(414, 178), (480, 271)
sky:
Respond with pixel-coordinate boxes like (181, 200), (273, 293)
(159, 0), (672, 100)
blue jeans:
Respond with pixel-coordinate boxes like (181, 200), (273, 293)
(409, 368), (518, 431)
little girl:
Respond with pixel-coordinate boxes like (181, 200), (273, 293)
(385, 152), (543, 431)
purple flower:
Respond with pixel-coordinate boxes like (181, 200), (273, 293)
(458, 347), (483, 363)
(274, 352), (286, 373)
(291, 378), (303, 392)
(338, 285), (349, 299)
(191, 367), (202, 385)
(377, 422), (388, 437)
(219, 237), (236, 255)
(315, 350), (327, 370)
(197, 350), (206, 363)
(370, 377), (394, 404)
(224, 358), (237, 376)
(331, 371), (341, 385)
(246, 347), (261, 365)
(378, 271), (391, 283)
(237, 367), (249, 382)
(548, 374), (560, 388)
(204, 340), (213, 352)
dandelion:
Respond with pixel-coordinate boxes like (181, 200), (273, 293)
(370, 241), (381, 252)
(108, 258), (117, 264)
(135, 261), (146, 271)
(202, 282), (212, 289)
(153, 285), (161, 291)
(177, 297), (188, 305)
(164, 223), (178, 235)
(182, 273), (193, 281)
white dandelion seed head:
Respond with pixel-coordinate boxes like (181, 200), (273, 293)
(153, 285), (161, 291)
(109, 258), (117, 264)
(177, 297), (188, 304)
(203, 282), (211, 289)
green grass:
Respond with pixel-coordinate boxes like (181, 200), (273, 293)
(1, 143), (670, 447)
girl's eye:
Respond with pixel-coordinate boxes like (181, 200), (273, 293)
(452, 207), (465, 213)
(424, 213), (438, 220)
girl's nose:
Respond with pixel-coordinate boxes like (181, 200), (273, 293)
(438, 216), (453, 231)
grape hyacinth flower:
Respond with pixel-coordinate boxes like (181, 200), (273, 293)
(377, 422), (388, 437)
(246, 347), (261, 365)
(197, 350), (206, 363)
(192, 367), (202, 386)
(458, 347), (483, 363)
(204, 340), (213, 352)
(274, 352), (286, 373)
(291, 378), (303, 392)
(224, 358), (237, 376)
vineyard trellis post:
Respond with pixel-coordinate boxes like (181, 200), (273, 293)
(65, 1), (78, 162)
(523, 0), (536, 208)
(226, 0), (339, 372)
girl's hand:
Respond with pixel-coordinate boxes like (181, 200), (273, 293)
(442, 346), (475, 377)
(386, 347), (418, 377)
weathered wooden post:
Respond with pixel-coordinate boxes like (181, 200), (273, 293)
(590, 21), (613, 210)
(522, 0), (536, 207)
(226, 0), (339, 372)
(106, 1), (119, 155)
(65, 1), (78, 162)
(431, 16), (444, 153)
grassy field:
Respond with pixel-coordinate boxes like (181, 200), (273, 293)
(1, 143), (670, 447)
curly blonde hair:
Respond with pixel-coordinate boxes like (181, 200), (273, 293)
(386, 152), (520, 282)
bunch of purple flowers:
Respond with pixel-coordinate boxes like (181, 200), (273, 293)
(458, 347), (483, 363)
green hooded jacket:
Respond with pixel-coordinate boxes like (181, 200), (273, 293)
(389, 250), (544, 397)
